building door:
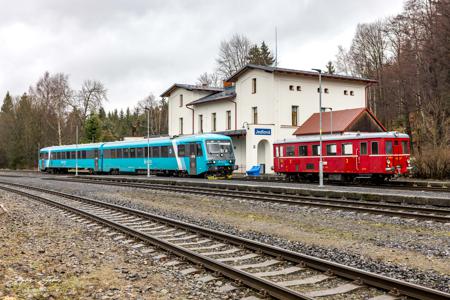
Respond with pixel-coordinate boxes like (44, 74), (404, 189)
(189, 143), (197, 175)
(257, 139), (270, 174)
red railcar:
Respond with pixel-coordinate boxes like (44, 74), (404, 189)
(273, 132), (412, 181)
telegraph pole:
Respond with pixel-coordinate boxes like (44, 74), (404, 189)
(75, 126), (79, 176)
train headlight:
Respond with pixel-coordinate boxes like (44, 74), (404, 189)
(407, 158), (411, 164)
(386, 159), (391, 165)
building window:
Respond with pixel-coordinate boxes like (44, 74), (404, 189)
(344, 90), (348, 95)
(350, 90), (354, 96)
(252, 107), (258, 124)
(317, 87), (321, 93)
(179, 117), (183, 135)
(226, 110), (231, 130)
(199, 115), (203, 133)
(179, 94), (183, 107)
(252, 78), (257, 94)
(289, 85), (294, 91)
(324, 88), (329, 94)
(297, 86), (301, 91)
(291, 106), (298, 126)
(211, 113), (216, 132)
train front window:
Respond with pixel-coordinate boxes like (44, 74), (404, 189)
(206, 140), (234, 159)
(402, 141), (409, 154)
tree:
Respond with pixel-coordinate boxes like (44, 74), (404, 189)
(325, 61), (336, 74)
(216, 34), (251, 78)
(75, 80), (108, 127)
(1, 92), (13, 113)
(247, 44), (262, 65)
(259, 41), (275, 66)
(84, 113), (102, 143)
(197, 72), (221, 87)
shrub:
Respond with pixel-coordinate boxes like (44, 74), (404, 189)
(412, 146), (450, 179)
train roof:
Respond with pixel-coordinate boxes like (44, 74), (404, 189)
(40, 134), (232, 151)
(276, 132), (410, 144)
(40, 142), (104, 151)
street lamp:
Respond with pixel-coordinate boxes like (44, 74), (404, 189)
(144, 107), (150, 178)
(312, 68), (324, 187)
(75, 125), (79, 177)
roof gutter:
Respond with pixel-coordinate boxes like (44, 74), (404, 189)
(186, 104), (195, 134)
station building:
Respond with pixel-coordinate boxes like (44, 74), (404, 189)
(161, 64), (376, 173)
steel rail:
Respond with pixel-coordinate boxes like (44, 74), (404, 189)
(0, 181), (449, 300)
(45, 177), (450, 222)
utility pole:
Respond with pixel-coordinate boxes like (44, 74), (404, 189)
(312, 68), (324, 187)
(75, 126), (79, 176)
(146, 107), (150, 178)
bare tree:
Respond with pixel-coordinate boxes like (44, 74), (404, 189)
(30, 72), (73, 145)
(215, 34), (251, 79)
(76, 80), (108, 126)
(197, 72), (222, 87)
(137, 93), (158, 135)
(335, 45), (353, 75)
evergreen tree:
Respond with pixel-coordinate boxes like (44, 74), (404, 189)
(260, 41), (275, 66)
(247, 44), (262, 65)
(84, 113), (102, 143)
(325, 61), (336, 74)
(1, 92), (13, 113)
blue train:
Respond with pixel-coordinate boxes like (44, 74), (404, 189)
(39, 134), (236, 177)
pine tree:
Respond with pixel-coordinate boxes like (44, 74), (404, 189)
(247, 44), (262, 65)
(260, 41), (275, 66)
(325, 61), (336, 74)
(84, 113), (102, 143)
(1, 92), (13, 113)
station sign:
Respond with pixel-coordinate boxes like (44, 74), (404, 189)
(255, 128), (272, 135)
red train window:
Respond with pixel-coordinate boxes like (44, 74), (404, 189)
(326, 144), (337, 155)
(402, 141), (409, 154)
(299, 146), (307, 156)
(312, 145), (319, 156)
(286, 146), (295, 156)
(342, 143), (353, 155)
(360, 142), (367, 155)
(385, 141), (393, 154)
(371, 142), (379, 154)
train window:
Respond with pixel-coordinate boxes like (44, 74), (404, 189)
(188, 143), (196, 156)
(123, 148), (129, 158)
(116, 148), (123, 158)
(71, 151), (76, 159)
(385, 141), (393, 155)
(55, 152), (60, 159)
(299, 145), (307, 156)
(326, 144), (337, 155)
(371, 142), (379, 155)
(360, 142), (367, 155)
(137, 147), (143, 158)
(144, 147), (149, 158)
(286, 146), (295, 156)
(275, 146), (279, 157)
(342, 143), (353, 155)
(312, 145), (319, 156)
(178, 145), (185, 157)
(153, 146), (160, 157)
(161, 146), (169, 158)
(196, 144), (203, 157)
(402, 141), (409, 154)
(130, 148), (136, 158)
(94, 150), (99, 158)
(109, 149), (115, 159)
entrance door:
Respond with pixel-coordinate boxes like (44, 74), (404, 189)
(188, 143), (197, 175)
(94, 149), (99, 172)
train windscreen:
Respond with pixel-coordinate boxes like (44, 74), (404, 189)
(206, 140), (234, 160)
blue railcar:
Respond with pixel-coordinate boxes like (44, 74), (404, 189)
(39, 134), (236, 177)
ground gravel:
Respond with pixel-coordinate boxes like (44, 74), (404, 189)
(0, 190), (255, 299)
(1, 174), (449, 294)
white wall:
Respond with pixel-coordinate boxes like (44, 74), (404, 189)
(167, 89), (212, 136)
(191, 100), (235, 133)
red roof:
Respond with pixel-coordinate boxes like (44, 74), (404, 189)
(293, 107), (386, 136)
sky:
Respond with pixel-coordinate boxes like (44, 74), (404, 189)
(0, 0), (405, 111)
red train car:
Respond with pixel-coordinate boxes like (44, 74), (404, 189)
(273, 132), (412, 182)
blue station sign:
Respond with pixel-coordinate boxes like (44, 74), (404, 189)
(254, 128), (272, 135)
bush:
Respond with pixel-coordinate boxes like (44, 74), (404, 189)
(412, 146), (450, 179)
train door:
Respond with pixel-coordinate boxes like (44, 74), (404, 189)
(392, 139), (402, 171)
(358, 141), (369, 173)
(94, 149), (99, 172)
(188, 143), (197, 175)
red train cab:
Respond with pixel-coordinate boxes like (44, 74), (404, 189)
(273, 132), (412, 182)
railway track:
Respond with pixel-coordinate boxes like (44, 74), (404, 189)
(0, 181), (448, 300)
(43, 177), (450, 223)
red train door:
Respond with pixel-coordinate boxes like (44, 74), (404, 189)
(393, 139), (402, 171)
(358, 141), (369, 173)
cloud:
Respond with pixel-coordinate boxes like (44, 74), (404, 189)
(0, 0), (404, 110)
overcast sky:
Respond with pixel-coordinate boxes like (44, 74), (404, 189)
(0, 0), (405, 111)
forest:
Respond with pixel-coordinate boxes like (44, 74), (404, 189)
(0, 0), (448, 178)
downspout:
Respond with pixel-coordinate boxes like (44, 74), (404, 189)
(226, 98), (237, 130)
(186, 104), (194, 134)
